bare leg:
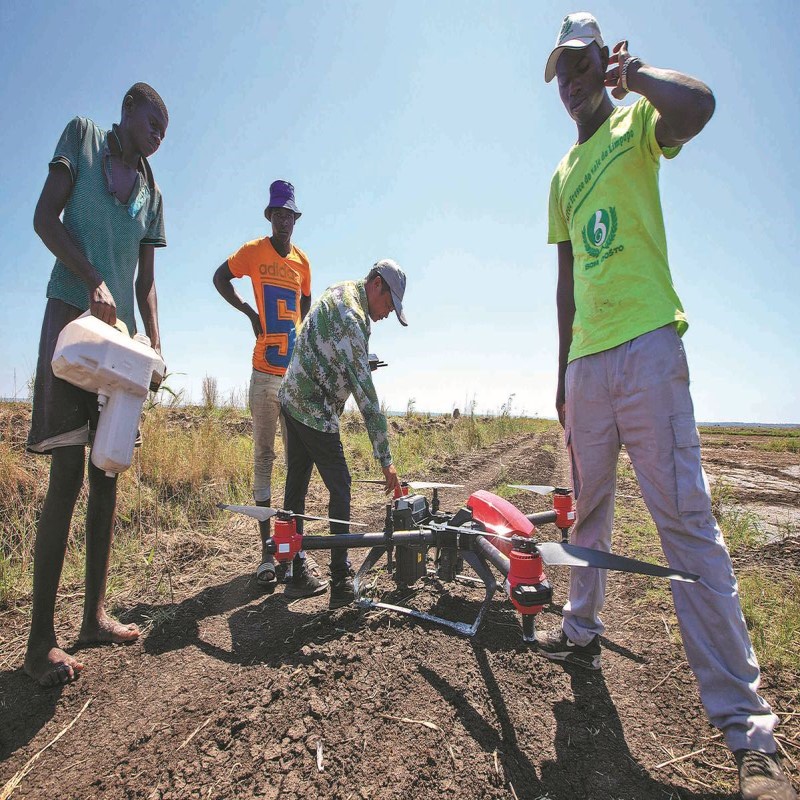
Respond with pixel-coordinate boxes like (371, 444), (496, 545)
(24, 446), (86, 686)
(77, 460), (139, 645)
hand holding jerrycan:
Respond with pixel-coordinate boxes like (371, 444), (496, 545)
(51, 312), (166, 475)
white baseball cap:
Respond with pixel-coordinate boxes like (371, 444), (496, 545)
(544, 12), (604, 83)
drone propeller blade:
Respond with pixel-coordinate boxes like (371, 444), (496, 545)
(508, 484), (556, 495)
(424, 523), (698, 582)
(407, 481), (464, 490)
(218, 503), (277, 522)
(218, 504), (365, 527)
(355, 479), (464, 490)
(293, 513), (367, 527)
(536, 542), (699, 582)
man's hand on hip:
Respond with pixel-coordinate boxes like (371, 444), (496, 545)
(247, 306), (263, 338)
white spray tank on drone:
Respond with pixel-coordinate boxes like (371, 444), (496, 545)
(51, 312), (166, 476)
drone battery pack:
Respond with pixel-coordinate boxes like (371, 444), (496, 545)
(392, 494), (430, 584)
(393, 494), (431, 528)
(395, 543), (427, 584)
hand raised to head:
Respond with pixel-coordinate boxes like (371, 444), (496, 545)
(606, 40), (635, 100)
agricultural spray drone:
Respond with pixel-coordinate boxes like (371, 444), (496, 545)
(220, 482), (699, 642)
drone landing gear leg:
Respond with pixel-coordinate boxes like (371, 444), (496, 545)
(353, 546), (387, 601)
(354, 545), (497, 638)
(459, 552), (497, 636)
(521, 613), (537, 643)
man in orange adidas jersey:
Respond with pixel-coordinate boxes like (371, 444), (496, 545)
(213, 180), (315, 591)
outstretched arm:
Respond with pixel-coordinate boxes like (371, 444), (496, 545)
(34, 164), (117, 325)
(606, 41), (715, 148)
(555, 240), (575, 429)
(212, 261), (262, 338)
(336, 319), (396, 482)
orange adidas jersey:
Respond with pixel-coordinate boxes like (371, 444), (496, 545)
(227, 237), (311, 376)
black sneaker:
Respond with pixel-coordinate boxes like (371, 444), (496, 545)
(284, 560), (328, 599)
(534, 628), (601, 670)
(329, 573), (355, 609)
(735, 749), (797, 800)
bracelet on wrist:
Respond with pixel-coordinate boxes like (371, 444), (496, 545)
(621, 56), (642, 93)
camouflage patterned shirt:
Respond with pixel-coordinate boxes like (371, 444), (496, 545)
(279, 280), (392, 467)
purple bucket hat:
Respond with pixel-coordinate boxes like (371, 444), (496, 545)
(265, 179), (301, 218)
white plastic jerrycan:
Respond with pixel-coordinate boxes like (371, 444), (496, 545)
(51, 312), (166, 475)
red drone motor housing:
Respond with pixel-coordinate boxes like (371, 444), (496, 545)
(553, 491), (576, 529)
(273, 518), (304, 563)
(507, 547), (549, 615)
(468, 490), (551, 614)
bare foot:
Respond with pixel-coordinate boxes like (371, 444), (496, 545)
(78, 614), (140, 646)
(24, 645), (84, 687)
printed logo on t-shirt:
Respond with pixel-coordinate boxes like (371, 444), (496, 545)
(582, 207), (624, 269)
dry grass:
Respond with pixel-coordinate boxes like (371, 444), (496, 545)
(615, 455), (799, 672)
(0, 404), (254, 609)
(0, 402), (538, 610)
(341, 409), (548, 478)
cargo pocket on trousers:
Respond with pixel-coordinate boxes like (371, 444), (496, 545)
(671, 413), (711, 515)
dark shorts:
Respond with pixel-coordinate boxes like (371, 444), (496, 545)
(27, 298), (99, 454)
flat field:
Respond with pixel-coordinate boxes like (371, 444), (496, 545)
(1, 405), (798, 799)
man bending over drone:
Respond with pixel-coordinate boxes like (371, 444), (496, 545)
(278, 260), (406, 608)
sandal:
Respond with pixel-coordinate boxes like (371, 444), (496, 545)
(256, 560), (277, 587)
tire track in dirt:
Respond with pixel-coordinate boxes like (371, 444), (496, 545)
(435, 427), (568, 500)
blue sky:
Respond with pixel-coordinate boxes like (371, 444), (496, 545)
(1, 0), (798, 423)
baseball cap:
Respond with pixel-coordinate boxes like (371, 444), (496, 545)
(544, 12), (604, 83)
(265, 179), (301, 217)
(374, 259), (408, 326)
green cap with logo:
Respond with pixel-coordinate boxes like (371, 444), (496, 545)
(545, 11), (604, 83)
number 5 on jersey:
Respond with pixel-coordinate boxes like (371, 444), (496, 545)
(262, 284), (298, 370)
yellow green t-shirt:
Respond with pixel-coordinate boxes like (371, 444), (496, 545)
(547, 98), (688, 362)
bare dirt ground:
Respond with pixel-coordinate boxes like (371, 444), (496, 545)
(1, 426), (798, 799)
(701, 431), (800, 541)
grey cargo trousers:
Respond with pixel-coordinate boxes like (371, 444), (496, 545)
(562, 324), (777, 752)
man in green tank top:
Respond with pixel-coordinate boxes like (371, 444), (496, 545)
(539, 13), (795, 800)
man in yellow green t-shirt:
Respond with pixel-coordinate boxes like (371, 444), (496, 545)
(540, 13), (795, 800)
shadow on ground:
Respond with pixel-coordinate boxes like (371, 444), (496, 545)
(419, 642), (737, 800)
